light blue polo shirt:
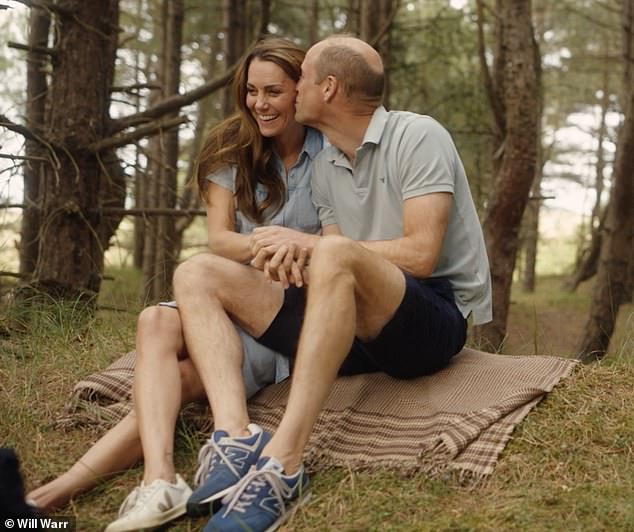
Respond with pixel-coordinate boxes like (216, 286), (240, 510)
(311, 107), (492, 325)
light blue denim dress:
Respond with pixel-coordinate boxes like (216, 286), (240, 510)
(198, 127), (323, 396)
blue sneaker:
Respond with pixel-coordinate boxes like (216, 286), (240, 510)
(204, 456), (310, 532)
(186, 423), (270, 517)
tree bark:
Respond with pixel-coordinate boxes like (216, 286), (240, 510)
(222, 0), (246, 117)
(140, 0), (183, 303)
(473, 0), (541, 350)
(520, 173), (542, 293)
(32, 0), (121, 300)
(359, 0), (396, 107)
(577, 0), (634, 362)
(152, 0), (183, 301)
(20, 7), (50, 277)
(566, 62), (611, 291)
(307, 0), (319, 44)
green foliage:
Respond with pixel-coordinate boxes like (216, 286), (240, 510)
(389, 2), (493, 213)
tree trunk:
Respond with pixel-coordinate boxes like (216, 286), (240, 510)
(222, 0), (247, 117)
(520, 173), (542, 293)
(564, 207), (606, 292)
(20, 7), (50, 277)
(152, 0), (183, 301)
(577, 0), (634, 362)
(473, 0), (541, 350)
(307, 0), (319, 44)
(140, 0), (183, 303)
(32, 0), (121, 301)
(565, 63), (611, 291)
(359, 0), (395, 107)
(346, 0), (360, 35)
(259, 0), (272, 37)
(133, 0), (150, 270)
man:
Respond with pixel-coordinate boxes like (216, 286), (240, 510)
(175, 36), (491, 532)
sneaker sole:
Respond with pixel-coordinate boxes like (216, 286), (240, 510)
(185, 483), (236, 517)
(105, 501), (188, 532)
(264, 491), (312, 532)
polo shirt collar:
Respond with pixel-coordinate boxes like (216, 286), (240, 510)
(361, 105), (389, 147)
(326, 106), (388, 168)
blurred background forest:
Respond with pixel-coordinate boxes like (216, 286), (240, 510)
(0, 0), (632, 359)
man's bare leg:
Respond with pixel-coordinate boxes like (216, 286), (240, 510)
(172, 253), (284, 437)
(261, 235), (407, 472)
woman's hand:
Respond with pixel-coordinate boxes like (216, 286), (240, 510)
(250, 245), (309, 288)
(249, 226), (317, 258)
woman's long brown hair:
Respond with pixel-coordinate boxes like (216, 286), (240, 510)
(195, 38), (305, 224)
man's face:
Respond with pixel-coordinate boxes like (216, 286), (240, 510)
(295, 47), (323, 126)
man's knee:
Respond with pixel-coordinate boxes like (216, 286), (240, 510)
(310, 235), (358, 281)
(173, 253), (227, 298)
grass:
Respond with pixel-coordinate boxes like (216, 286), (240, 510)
(1, 269), (633, 531)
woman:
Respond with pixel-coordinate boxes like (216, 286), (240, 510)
(27, 37), (322, 532)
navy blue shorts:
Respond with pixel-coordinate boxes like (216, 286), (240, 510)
(257, 274), (467, 379)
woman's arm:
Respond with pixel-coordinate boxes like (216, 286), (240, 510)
(204, 182), (252, 263)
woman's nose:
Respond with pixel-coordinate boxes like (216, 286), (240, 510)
(255, 94), (268, 109)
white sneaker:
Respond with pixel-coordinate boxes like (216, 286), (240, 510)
(104, 474), (192, 532)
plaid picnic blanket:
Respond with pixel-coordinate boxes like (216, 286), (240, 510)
(60, 348), (576, 480)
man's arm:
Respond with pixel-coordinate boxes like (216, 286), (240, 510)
(360, 192), (451, 278)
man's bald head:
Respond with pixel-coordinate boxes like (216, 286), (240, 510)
(309, 36), (385, 108)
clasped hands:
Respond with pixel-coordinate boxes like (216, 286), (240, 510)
(248, 226), (312, 288)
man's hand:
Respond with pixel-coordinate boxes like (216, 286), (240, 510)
(249, 226), (315, 258)
(250, 245), (310, 288)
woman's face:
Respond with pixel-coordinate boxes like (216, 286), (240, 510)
(246, 58), (299, 138)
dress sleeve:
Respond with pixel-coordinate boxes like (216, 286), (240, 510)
(206, 166), (236, 192)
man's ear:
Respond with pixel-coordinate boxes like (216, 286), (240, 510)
(323, 75), (338, 102)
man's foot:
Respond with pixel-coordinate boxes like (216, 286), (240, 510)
(187, 423), (271, 517)
(104, 474), (191, 532)
(204, 457), (310, 532)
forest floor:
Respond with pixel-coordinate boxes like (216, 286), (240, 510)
(1, 271), (633, 531)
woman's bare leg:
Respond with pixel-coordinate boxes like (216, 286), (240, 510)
(27, 410), (142, 512)
(133, 306), (194, 484)
(27, 307), (205, 511)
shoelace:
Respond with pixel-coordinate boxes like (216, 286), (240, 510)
(194, 436), (243, 487)
(221, 468), (294, 517)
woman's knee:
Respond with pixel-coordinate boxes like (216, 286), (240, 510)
(136, 306), (184, 357)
